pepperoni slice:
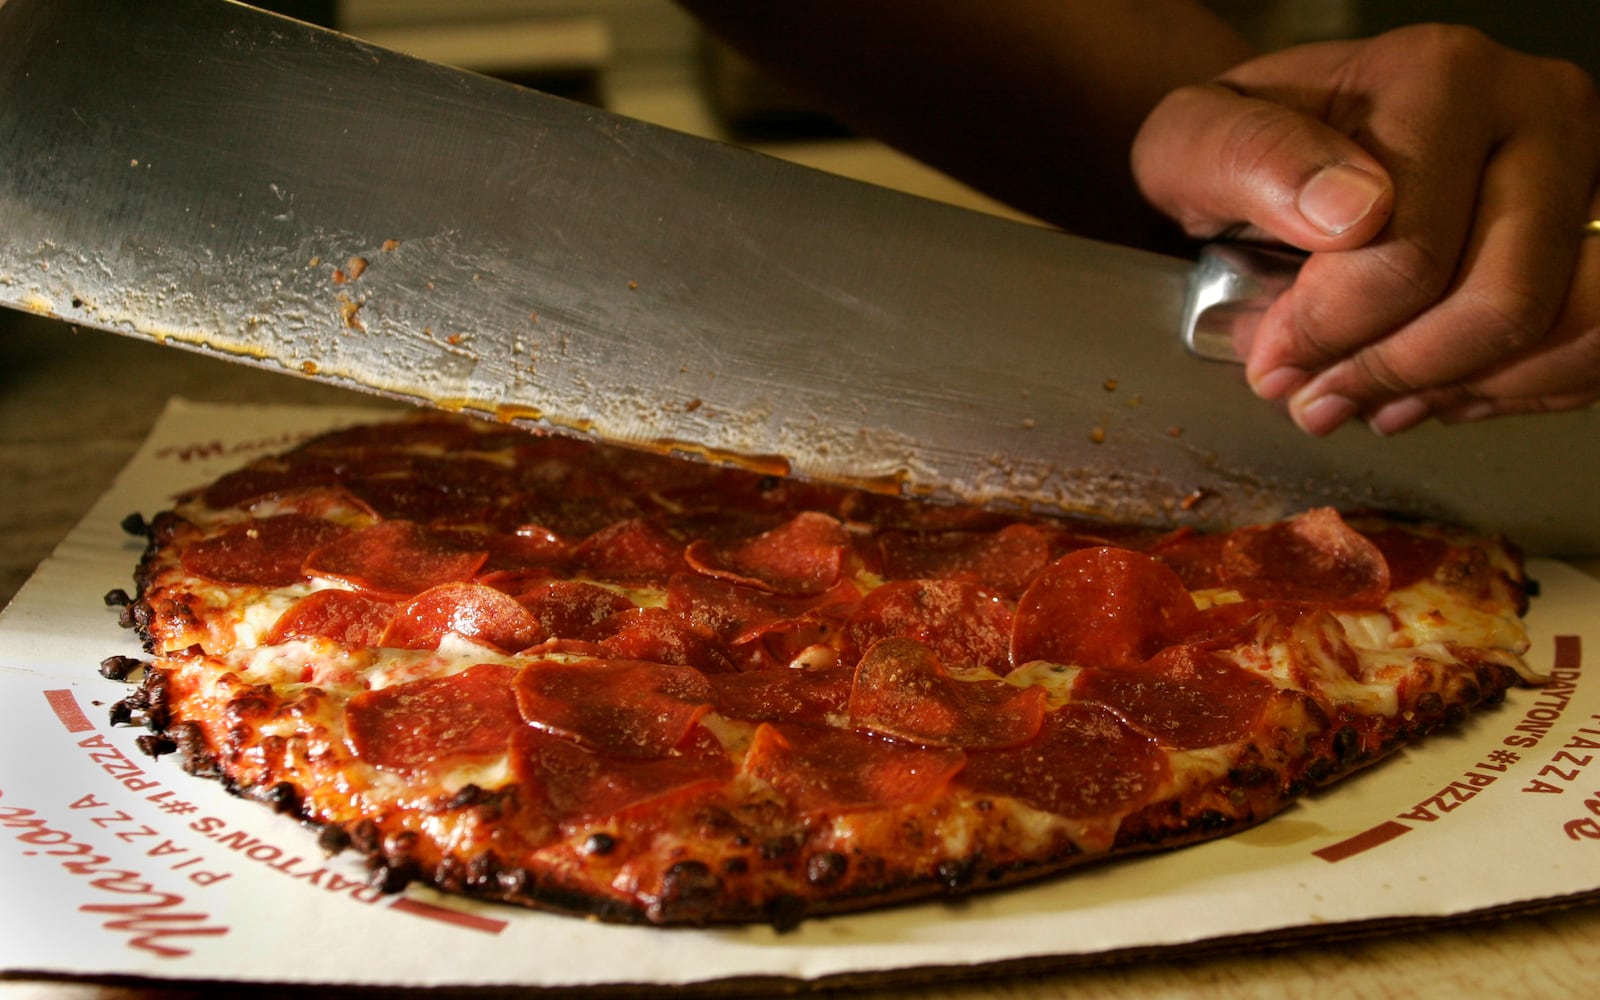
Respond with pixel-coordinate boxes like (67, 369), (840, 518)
(685, 511), (849, 596)
(345, 663), (521, 772)
(346, 472), (491, 525)
(846, 579), (1013, 672)
(1072, 645), (1276, 749)
(743, 723), (966, 817)
(663, 470), (850, 522)
(750, 616), (850, 673)
(302, 520), (488, 601)
(200, 467), (341, 509)
(1362, 526), (1450, 591)
(380, 582), (545, 652)
(1148, 529), (1230, 590)
(516, 493), (646, 543)
(513, 659), (715, 758)
(667, 573), (860, 647)
(1011, 547), (1198, 669)
(264, 589), (395, 646)
(958, 702), (1169, 819)
(1222, 507), (1390, 606)
(240, 485), (379, 524)
(839, 492), (1018, 532)
(475, 567), (557, 597)
(181, 514), (348, 588)
(514, 580), (636, 640)
(346, 453), (527, 526)
(478, 524), (570, 575)
(849, 638), (1046, 749)
(587, 607), (736, 674)
(1187, 599), (1278, 649)
(709, 665), (854, 725)
(570, 518), (686, 586)
(513, 725), (733, 825)
(877, 523), (1051, 598)
(309, 414), (487, 453)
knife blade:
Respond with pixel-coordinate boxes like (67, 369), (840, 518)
(0, 0), (1594, 554)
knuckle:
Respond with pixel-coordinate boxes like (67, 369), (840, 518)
(1364, 238), (1455, 314)
(1273, 242), (1456, 372)
(1217, 104), (1287, 161)
(1153, 93), (1310, 237)
(1215, 102), (1304, 183)
(1545, 57), (1600, 115)
(1566, 327), (1600, 378)
(1464, 282), (1561, 355)
(1349, 347), (1418, 396)
(1391, 23), (1498, 74)
(1399, 23), (1600, 123)
(1513, 47), (1600, 125)
(1284, 291), (1361, 365)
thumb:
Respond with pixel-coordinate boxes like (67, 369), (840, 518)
(1132, 83), (1393, 251)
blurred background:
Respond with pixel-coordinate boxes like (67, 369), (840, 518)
(251, 0), (1600, 222)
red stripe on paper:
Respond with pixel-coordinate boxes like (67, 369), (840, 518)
(1554, 634), (1581, 671)
(43, 688), (96, 733)
(1313, 820), (1411, 862)
(388, 896), (508, 934)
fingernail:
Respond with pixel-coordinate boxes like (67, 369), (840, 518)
(1366, 395), (1432, 436)
(1292, 393), (1360, 436)
(1298, 163), (1387, 236)
(1251, 365), (1309, 400)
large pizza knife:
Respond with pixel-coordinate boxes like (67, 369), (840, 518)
(0, 0), (1593, 555)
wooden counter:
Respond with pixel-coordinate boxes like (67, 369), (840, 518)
(2, 312), (1596, 999)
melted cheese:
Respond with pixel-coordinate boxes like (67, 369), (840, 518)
(1384, 581), (1533, 665)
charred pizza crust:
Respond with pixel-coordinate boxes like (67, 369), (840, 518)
(103, 413), (1536, 927)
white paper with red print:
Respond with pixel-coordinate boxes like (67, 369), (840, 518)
(2, 399), (1597, 990)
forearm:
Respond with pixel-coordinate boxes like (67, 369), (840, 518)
(679, 0), (1256, 245)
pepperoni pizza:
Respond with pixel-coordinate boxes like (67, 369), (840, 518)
(104, 412), (1537, 927)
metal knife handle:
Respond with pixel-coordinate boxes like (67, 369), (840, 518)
(1180, 243), (1305, 362)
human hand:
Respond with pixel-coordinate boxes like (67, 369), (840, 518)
(1131, 24), (1600, 435)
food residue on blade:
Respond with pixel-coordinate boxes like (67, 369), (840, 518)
(648, 438), (794, 481)
(494, 403), (545, 424)
(1179, 488), (1212, 511)
(337, 295), (364, 330)
(332, 257), (368, 284)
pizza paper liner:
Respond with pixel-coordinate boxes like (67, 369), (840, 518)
(2, 399), (1598, 991)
